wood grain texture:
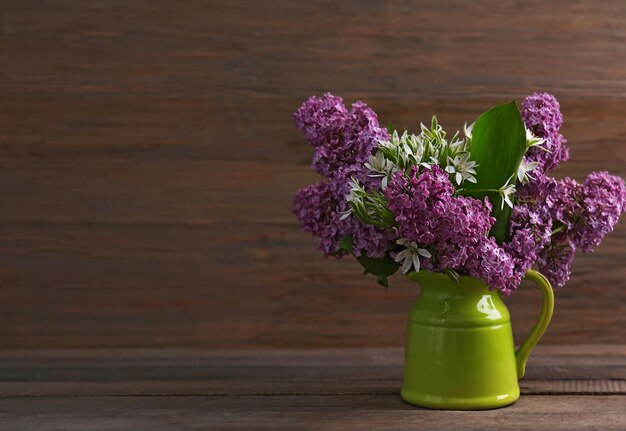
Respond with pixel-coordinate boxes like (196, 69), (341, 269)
(0, 0), (625, 348)
(0, 347), (624, 430)
(1, 396), (624, 431)
(0, 345), (624, 396)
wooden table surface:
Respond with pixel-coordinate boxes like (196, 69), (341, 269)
(0, 345), (624, 430)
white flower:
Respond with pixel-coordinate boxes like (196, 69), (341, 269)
(378, 130), (402, 154)
(390, 130), (402, 147)
(394, 239), (432, 273)
(348, 177), (366, 196)
(364, 152), (399, 190)
(517, 159), (539, 183)
(499, 175), (516, 210)
(525, 128), (545, 149)
(464, 122), (474, 140)
(402, 134), (425, 166)
(344, 178), (365, 219)
(445, 152), (478, 185)
(364, 151), (386, 173)
(339, 209), (352, 220)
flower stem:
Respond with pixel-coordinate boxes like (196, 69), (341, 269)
(551, 225), (566, 236)
(456, 188), (500, 195)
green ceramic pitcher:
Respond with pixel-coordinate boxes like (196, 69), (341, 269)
(401, 269), (554, 410)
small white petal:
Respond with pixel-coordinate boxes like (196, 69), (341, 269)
(526, 161), (539, 171)
(395, 250), (410, 261)
(402, 258), (412, 273)
(417, 248), (431, 258)
(412, 255), (421, 273)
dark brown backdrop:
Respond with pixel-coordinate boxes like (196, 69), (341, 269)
(0, 1), (625, 349)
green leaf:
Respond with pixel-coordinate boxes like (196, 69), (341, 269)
(376, 275), (389, 288)
(445, 268), (461, 283)
(337, 235), (354, 254)
(465, 100), (526, 243)
(356, 254), (399, 282)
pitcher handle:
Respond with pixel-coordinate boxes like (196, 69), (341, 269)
(515, 269), (554, 379)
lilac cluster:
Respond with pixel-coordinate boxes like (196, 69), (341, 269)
(521, 93), (569, 173)
(292, 94), (394, 258)
(516, 93), (625, 287)
(467, 238), (517, 295)
(384, 166), (523, 294)
(577, 172), (626, 252)
(293, 181), (394, 258)
(536, 234), (577, 289)
(505, 175), (557, 281)
(293, 182), (342, 256)
(384, 165), (456, 245)
(513, 171), (626, 287)
(504, 201), (553, 284)
(293, 91), (626, 293)
(293, 93), (389, 180)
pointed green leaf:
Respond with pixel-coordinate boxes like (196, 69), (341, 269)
(466, 100), (526, 243)
(356, 254), (399, 279)
(445, 268), (461, 283)
(337, 235), (354, 254)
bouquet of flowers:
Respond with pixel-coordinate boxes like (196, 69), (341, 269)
(293, 93), (626, 294)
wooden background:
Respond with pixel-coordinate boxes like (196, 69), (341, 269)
(0, 0), (625, 349)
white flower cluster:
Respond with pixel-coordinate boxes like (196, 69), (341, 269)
(365, 117), (478, 191)
(394, 238), (431, 273)
(515, 128), (545, 184)
(346, 119), (548, 224)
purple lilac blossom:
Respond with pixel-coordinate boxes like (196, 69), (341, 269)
(536, 234), (577, 289)
(294, 93), (389, 179)
(293, 93), (348, 149)
(293, 182), (344, 256)
(503, 228), (541, 288)
(293, 94), (394, 259)
(384, 165), (455, 245)
(546, 177), (584, 230)
(516, 171), (626, 287)
(508, 176), (556, 283)
(293, 92), (626, 293)
(434, 195), (495, 270)
(352, 223), (396, 259)
(514, 174), (579, 287)
(466, 237), (517, 295)
(292, 181), (393, 258)
(521, 92), (563, 136)
(521, 93), (569, 172)
(505, 203), (553, 284)
(577, 172), (626, 252)
(385, 165), (522, 294)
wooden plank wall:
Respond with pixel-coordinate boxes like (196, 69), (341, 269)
(0, 1), (624, 348)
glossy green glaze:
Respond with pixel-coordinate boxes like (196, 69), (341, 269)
(401, 269), (554, 410)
